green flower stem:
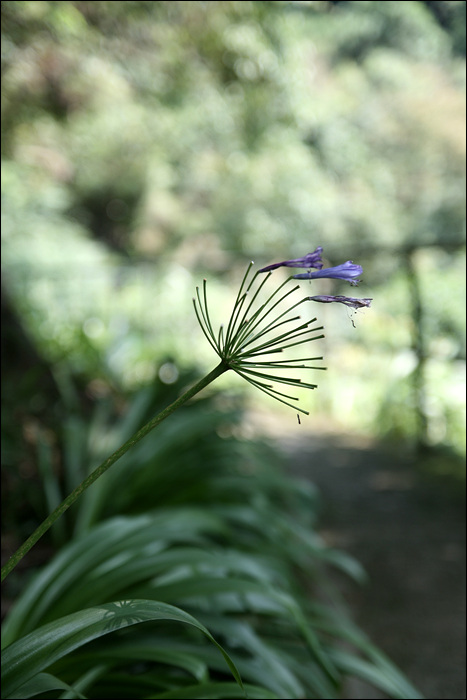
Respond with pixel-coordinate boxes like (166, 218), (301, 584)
(1, 362), (229, 583)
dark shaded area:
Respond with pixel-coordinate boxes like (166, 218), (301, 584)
(281, 433), (466, 700)
(423, 0), (467, 55)
(279, 0), (466, 57)
(1, 287), (61, 543)
(67, 186), (142, 255)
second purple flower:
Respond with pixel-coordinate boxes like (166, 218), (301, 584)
(293, 260), (362, 286)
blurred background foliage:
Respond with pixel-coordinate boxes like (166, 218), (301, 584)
(1, 0), (465, 481)
(1, 3), (465, 697)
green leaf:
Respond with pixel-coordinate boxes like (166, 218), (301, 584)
(330, 648), (424, 699)
(204, 618), (307, 698)
(56, 640), (209, 685)
(7, 672), (87, 700)
(312, 609), (424, 699)
(1, 600), (244, 699)
(1, 512), (227, 646)
(148, 681), (279, 698)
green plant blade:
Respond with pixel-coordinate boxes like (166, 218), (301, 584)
(1, 599), (244, 699)
(7, 672), (87, 700)
(54, 640), (210, 687)
(148, 681), (279, 698)
(1, 512), (228, 646)
(329, 648), (424, 699)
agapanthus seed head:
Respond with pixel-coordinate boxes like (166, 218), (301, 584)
(193, 263), (326, 414)
(194, 249), (371, 415)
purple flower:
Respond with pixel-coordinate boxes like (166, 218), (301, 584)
(308, 295), (372, 309)
(259, 247), (323, 272)
(293, 260), (363, 286)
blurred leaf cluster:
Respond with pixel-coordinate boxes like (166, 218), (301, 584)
(2, 1), (465, 457)
(1, 1), (465, 454)
(2, 373), (422, 699)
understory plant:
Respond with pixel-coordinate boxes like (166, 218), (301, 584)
(1, 249), (422, 699)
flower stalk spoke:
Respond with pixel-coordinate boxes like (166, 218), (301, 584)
(240, 321), (312, 353)
(192, 297), (220, 355)
(202, 280), (219, 348)
(242, 326), (324, 358)
(230, 281), (301, 354)
(224, 271), (272, 354)
(234, 370), (311, 414)
(231, 305), (307, 356)
(194, 287), (216, 343)
(238, 360), (326, 371)
(223, 262), (258, 351)
(253, 355), (323, 364)
(236, 365), (319, 390)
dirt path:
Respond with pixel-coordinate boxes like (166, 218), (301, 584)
(265, 425), (466, 700)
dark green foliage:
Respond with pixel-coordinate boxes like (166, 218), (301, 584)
(2, 375), (422, 699)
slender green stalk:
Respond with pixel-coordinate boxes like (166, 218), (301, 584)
(1, 362), (229, 583)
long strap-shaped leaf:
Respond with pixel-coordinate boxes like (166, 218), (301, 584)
(1, 599), (244, 700)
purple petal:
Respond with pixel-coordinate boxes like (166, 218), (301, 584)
(259, 247), (324, 272)
(308, 295), (372, 309)
(293, 260), (363, 285)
